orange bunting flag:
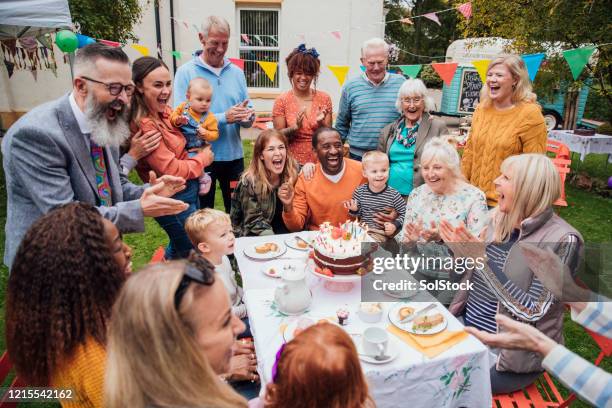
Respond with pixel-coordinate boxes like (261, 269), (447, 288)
(241, 34), (250, 44)
(431, 62), (458, 86)
(328, 65), (350, 86)
(400, 17), (414, 25)
(472, 59), (491, 83)
(257, 61), (278, 82)
(229, 58), (245, 71)
(131, 44), (149, 56)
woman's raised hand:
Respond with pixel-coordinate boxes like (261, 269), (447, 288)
(301, 162), (316, 180)
(316, 107), (329, 125)
(440, 220), (486, 261)
(295, 109), (306, 129)
(403, 219), (423, 243)
(277, 182), (295, 209)
(421, 221), (441, 242)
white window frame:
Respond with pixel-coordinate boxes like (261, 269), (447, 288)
(236, 6), (281, 91)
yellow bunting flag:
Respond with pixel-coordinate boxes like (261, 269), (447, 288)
(328, 65), (350, 86)
(472, 59), (491, 83)
(257, 61), (278, 82)
(131, 44), (149, 56)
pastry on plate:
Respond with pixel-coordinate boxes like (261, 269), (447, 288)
(398, 306), (415, 320)
(412, 313), (444, 331)
(255, 242), (278, 254)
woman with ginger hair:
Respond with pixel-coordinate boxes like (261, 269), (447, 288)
(105, 253), (247, 408)
(461, 54), (547, 207)
(249, 323), (374, 408)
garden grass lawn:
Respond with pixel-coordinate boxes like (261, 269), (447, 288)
(0, 141), (609, 407)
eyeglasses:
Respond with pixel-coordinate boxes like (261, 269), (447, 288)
(174, 253), (215, 310)
(401, 97), (423, 104)
(81, 76), (136, 97)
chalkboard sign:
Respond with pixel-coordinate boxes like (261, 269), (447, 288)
(458, 69), (483, 114)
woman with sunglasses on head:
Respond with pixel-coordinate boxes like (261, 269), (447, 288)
(5, 202), (132, 408)
(378, 78), (448, 199)
(105, 253), (249, 408)
(130, 56), (215, 260)
(273, 44), (332, 164)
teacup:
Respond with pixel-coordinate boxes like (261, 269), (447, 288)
(362, 327), (388, 357)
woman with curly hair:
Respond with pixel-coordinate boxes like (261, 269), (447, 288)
(105, 253), (247, 408)
(5, 202), (132, 408)
(273, 44), (332, 164)
(230, 129), (299, 237)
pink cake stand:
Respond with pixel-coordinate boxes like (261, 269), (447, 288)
(309, 263), (363, 292)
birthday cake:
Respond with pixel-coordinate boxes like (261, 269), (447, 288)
(312, 221), (373, 275)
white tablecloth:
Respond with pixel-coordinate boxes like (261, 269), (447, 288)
(236, 232), (492, 408)
(549, 130), (612, 163)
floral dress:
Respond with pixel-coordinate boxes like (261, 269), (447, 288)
(272, 89), (332, 164)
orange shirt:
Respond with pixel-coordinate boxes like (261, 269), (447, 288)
(134, 106), (208, 182)
(282, 158), (366, 231)
(52, 338), (106, 408)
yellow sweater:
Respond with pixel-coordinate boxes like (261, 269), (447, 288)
(52, 339), (106, 408)
(461, 102), (547, 206)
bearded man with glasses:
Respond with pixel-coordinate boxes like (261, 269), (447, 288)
(2, 43), (189, 268)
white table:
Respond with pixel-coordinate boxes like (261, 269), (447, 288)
(236, 232), (492, 408)
(549, 130), (612, 163)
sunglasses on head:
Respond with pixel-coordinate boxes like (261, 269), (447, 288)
(174, 252), (215, 310)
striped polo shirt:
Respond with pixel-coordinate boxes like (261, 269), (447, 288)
(335, 73), (404, 156)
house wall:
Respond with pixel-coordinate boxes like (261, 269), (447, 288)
(0, 0), (384, 127)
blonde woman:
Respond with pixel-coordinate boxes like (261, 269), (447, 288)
(442, 153), (583, 394)
(105, 254), (247, 408)
(378, 78), (448, 197)
(461, 54), (547, 207)
(230, 129), (299, 237)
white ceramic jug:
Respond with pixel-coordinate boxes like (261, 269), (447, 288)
(274, 265), (312, 315)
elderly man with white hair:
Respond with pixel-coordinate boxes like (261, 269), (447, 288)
(335, 37), (405, 160)
(173, 15), (255, 212)
(378, 78), (448, 197)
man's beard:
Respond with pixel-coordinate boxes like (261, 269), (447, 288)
(85, 93), (130, 147)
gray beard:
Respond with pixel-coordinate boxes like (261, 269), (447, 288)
(84, 93), (130, 147)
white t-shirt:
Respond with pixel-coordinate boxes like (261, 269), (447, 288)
(199, 54), (224, 76)
(321, 161), (346, 183)
(214, 256), (247, 318)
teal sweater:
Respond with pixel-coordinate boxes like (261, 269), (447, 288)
(335, 73), (404, 154)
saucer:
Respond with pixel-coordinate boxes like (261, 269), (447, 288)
(354, 334), (400, 365)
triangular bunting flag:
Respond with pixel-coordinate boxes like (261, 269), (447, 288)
(521, 53), (545, 82)
(30, 68), (37, 81)
(241, 34), (250, 44)
(328, 65), (350, 86)
(398, 64), (422, 78)
(431, 62), (458, 86)
(359, 65), (366, 72)
(229, 58), (245, 71)
(4, 60), (15, 78)
(423, 12), (441, 26)
(472, 59), (491, 83)
(131, 44), (149, 56)
(183, 21), (190, 30)
(36, 34), (53, 50)
(331, 31), (342, 40)
(400, 17), (414, 25)
(76, 33), (95, 48)
(192, 24), (200, 33)
(99, 39), (121, 47)
(171, 50), (182, 59)
(562, 46), (596, 80)
(457, 2), (472, 19)
(253, 35), (262, 45)
(257, 61), (277, 82)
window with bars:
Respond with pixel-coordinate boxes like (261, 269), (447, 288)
(238, 8), (280, 89)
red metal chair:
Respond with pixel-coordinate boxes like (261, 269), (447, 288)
(0, 351), (26, 408)
(149, 246), (166, 263)
(547, 140), (572, 207)
(492, 327), (612, 407)
(252, 116), (272, 130)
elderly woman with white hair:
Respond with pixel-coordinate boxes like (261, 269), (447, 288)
(378, 79), (448, 197)
(401, 137), (488, 244)
(442, 153), (583, 394)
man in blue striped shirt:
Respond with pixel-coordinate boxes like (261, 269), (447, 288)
(335, 38), (404, 160)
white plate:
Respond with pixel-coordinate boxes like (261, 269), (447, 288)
(244, 241), (287, 260)
(383, 287), (419, 300)
(284, 235), (312, 251)
(259, 260), (293, 278)
(307, 262), (363, 282)
(354, 335), (400, 365)
(282, 317), (339, 342)
(388, 303), (448, 335)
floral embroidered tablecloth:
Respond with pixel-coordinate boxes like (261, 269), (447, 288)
(237, 233), (492, 408)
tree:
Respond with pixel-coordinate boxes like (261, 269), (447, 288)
(458, 0), (612, 124)
(384, 0), (461, 88)
(68, 0), (146, 43)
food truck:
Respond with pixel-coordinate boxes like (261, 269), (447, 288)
(439, 38), (590, 130)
